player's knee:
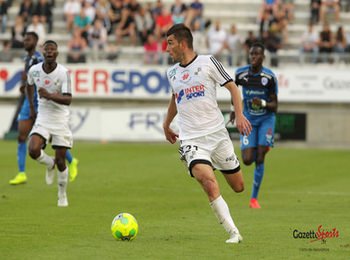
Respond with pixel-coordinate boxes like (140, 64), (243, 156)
(55, 157), (66, 171)
(18, 134), (27, 143)
(233, 182), (244, 193)
(28, 146), (40, 159)
(242, 157), (254, 166)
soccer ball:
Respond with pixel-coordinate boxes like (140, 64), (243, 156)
(111, 213), (138, 241)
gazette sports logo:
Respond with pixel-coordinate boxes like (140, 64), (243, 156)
(175, 85), (205, 104)
(293, 225), (340, 243)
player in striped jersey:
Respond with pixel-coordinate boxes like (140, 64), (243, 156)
(234, 42), (278, 209)
(163, 24), (252, 243)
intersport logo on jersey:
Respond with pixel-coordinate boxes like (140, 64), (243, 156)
(175, 85), (205, 103)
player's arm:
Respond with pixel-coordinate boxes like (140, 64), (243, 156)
(224, 81), (252, 136)
(163, 94), (178, 144)
(38, 89), (72, 105)
(252, 93), (278, 113)
(39, 69), (72, 105)
(26, 82), (36, 120)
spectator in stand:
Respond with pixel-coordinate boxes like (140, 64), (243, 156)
(125, 0), (141, 14)
(207, 19), (227, 62)
(155, 7), (173, 40)
(171, 0), (187, 25)
(18, 0), (34, 25)
(27, 15), (46, 46)
(0, 40), (13, 62)
(88, 18), (108, 60)
(84, 0), (96, 28)
(185, 0), (204, 28)
(300, 22), (319, 63)
(134, 5), (154, 44)
(95, 0), (111, 33)
(320, 0), (340, 23)
(258, 0), (279, 24)
(280, 0), (295, 23)
(318, 22), (334, 62)
(67, 27), (88, 63)
(63, 0), (81, 32)
(0, 0), (8, 33)
(259, 8), (274, 37)
(109, 0), (123, 33)
(115, 2), (136, 45)
(192, 19), (207, 54)
(310, 0), (322, 24)
(226, 24), (242, 66)
(11, 16), (26, 49)
(261, 23), (282, 67)
(143, 33), (160, 64)
(151, 0), (164, 20)
(73, 7), (92, 42)
(33, 0), (53, 33)
(333, 25), (347, 61)
(244, 30), (258, 63)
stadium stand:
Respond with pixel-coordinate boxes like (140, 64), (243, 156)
(1, 0), (350, 66)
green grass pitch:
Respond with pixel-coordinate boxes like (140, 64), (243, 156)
(0, 140), (349, 259)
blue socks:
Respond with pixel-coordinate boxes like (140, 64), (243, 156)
(65, 150), (73, 164)
(17, 142), (27, 173)
(251, 163), (265, 199)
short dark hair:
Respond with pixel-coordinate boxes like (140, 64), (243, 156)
(166, 23), (193, 49)
(43, 40), (58, 47)
(25, 31), (39, 42)
(251, 42), (265, 53)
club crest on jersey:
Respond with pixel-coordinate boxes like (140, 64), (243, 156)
(261, 77), (268, 86)
(181, 70), (191, 82)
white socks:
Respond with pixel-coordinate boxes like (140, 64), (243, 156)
(37, 150), (55, 169)
(210, 195), (239, 235)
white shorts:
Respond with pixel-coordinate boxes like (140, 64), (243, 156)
(30, 123), (73, 148)
(179, 128), (240, 177)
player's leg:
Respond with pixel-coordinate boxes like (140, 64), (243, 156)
(191, 162), (241, 243)
(240, 125), (258, 166)
(9, 119), (33, 185)
(52, 133), (72, 207)
(55, 146), (69, 207)
(194, 130), (242, 243)
(65, 149), (79, 182)
(251, 116), (275, 208)
(28, 126), (55, 185)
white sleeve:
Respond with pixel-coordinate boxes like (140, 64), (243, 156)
(27, 67), (35, 86)
(208, 56), (233, 86)
(61, 69), (72, 94)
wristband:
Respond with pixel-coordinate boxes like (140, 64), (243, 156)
(261, 99), (267, 107)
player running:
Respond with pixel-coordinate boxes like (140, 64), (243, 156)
(163, 24), (252, 243)
(234, 42), (278, 209)
(9, 32), (78, 185)
(27, 40), (73, 207)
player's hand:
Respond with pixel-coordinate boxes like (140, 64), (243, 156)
(29, 109), (37, 121)
(38, 87), (52, 100)
(252, 97), (262, 107)
(163, 126), (179, 144)
(19, 85), (25, 94)
(235, 114), (252, 136)
(229, 111), (235, 124)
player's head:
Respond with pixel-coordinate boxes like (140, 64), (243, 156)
(43, 40), (59, 63)
(166, 23), (193, 62)
(249, 42), (265, 67)
(23, 32), (39, 52)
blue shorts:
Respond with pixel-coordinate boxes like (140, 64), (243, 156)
(240, 115), (275, 150)
(17, 97), (38, 121)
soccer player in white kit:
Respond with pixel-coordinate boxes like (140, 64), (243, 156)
(27, 40), (73, 207)
(163, 24), (252, 243)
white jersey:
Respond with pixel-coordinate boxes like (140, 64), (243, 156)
(27, 62), (71, 128)
(167, 55), (232, 140)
